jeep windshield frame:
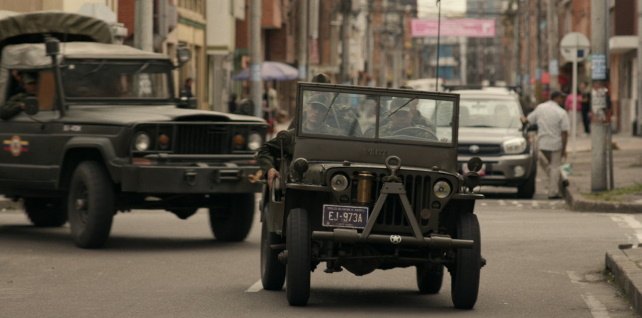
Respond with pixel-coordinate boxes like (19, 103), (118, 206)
(293, 83), (460, 170)
(61, 59), (174, 103)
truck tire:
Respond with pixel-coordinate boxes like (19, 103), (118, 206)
(208, 193), (255, 242)
(67, 161), (115, 249)
(23, 198), (67, 227)
(517, 172), (536, 199)
(416, 263), (444, 294)
(261, 220), (285, 291)
(451, 213), (481, 309)
(286, 208), (311, 306)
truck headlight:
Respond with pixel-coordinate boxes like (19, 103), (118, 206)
(330, 174), (349, 192)
(433, 180), (452, 199)
(247, 133), (262, 151)
(502, 137), (527, 154)
(134, 133), (150, 151)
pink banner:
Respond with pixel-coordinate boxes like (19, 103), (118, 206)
(411, 19), (496, 38)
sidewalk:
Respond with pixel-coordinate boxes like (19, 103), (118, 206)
(560, 132), (642, 315)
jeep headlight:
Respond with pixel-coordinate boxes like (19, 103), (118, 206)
(248, 133), (262, 151)
(330, 174), (350, 192)
(134, 133), (150, 151)
(502, 137), (527, 154)
(433, 180), (452, 199)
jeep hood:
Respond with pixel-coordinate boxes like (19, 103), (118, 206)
(458, 127), (523, 144)
(60, 105), (265, 125)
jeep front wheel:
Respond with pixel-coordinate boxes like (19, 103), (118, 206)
(451, 213), (481, 309)
(416, 263), (444, 294)
(208, 193), (255, 242)
(67, 161), (115, 249)
(261, 219), (285, 290)
(24, 198), (67, 227)
(286, 208), (311, 306)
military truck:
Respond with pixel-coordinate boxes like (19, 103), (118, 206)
(261, 83), (485, 308)
(0, 11), (267, 248)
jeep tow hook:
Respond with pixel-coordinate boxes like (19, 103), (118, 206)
(184, 170), (197, 186)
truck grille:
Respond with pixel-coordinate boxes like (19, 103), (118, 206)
(372, 173), (432, 233)
(175, 126), (229, 154)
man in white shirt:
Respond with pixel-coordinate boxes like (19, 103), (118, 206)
(521, 91), (570, 199)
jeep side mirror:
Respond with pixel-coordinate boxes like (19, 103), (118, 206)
(24, 96), (39, 116)
(175, 46), (192, 68)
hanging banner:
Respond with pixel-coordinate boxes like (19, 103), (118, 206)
(410, 18), (495, 38)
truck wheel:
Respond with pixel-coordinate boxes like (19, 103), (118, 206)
(67, 161), (115, 249)
(23, 198), (67, 227)
(451, 213), (481, 309)
(416, 263), (444, 294)
(261, 220), (285, 290)
(208, 193), (255, 242)
(517, 172), (536, 199)
(286, 208), (311, 306)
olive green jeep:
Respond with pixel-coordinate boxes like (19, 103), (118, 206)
(0, 11), (266, 248)
(260, 83), (485, 308)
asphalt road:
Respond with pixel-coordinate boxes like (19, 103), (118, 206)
(0, 189), (639, 317)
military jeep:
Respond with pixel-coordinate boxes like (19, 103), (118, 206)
(0, 12), (266, 248)
(261, 83), (484, 308)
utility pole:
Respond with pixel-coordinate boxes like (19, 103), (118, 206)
(637, 0), (642, 135)
(590, 0), (611, 191)
(297, 0), (308, 80)
(340, 0), (352, 84)
(250, 0), (263, 118)
(134, 0), (153, 52)
(546, 0), (559, 90)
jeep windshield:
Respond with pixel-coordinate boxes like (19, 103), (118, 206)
(297, 86), (455, 145)
(62, 59), (171, 101)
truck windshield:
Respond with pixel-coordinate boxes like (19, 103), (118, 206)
(298, 89), (455, 144)
(62, 60), (171, 100)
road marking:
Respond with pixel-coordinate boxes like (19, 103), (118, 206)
(567, 271), (611, 318)
(245, 280), (263, 293)
(610, 214), (642, 245)
(511, 200), (523, 207)
(498, 200), (506, 206)
(531, 201), (539, 208)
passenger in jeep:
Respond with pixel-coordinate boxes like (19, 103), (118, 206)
(1, 71), (37, 120)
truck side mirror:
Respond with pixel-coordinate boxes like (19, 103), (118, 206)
(24, 96), (39, 116)
(175, 46), (192, 68)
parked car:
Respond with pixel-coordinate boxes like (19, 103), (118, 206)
(261, 82), (485, 309)
(449, 87), (537, 198)
(0, 11), (267, 248)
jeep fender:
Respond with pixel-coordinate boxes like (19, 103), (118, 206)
(59, 137), (123, 187)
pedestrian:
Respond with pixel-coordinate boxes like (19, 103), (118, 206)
(228, 93), (238, 114)
(236, 98), (254, 116)
(579, 81), (591, 134)
(565, 88), (583, 137)
(1, 71), (38, 120)
(521, 91), (570, 199)
(180, 77), (194, 98)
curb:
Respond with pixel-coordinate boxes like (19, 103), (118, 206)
(564, 185), (642, 213)
(605, 248), (642, 316)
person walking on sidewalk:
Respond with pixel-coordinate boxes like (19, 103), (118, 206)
(521, 91), (570, 199)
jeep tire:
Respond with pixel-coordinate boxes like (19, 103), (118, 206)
(416, 263), (444, 294)
(261, 219), (285, 291)
(208, 193), (255, 242)
(451, 213), (481, 309)
(24, 198), (67, 227)
(286, 208), (311, 306)
(67, 161), (115, 249)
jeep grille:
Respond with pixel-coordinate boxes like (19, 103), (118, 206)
(372, 173), (432, 233)
(175, 126), (229, 154)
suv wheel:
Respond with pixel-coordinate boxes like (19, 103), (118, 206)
(208, 193), (255, 242)
(24, 198), (67, 227)
(517, 172), (536, 199)
(416, 263), (444, 294)
(286, 208), (311, 306)
(261, 219), (285, 290)
(67, 161), (115, 248)
(451, 213), (481, 309)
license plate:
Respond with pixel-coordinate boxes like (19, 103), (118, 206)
(322, 204), (369, 229)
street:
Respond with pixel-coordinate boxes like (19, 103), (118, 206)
(0, 183), (638, 318)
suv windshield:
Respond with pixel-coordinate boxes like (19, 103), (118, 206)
(62, 60), (171, 100)
(459, 98), (522, 129)
(299, 88), (455, 144)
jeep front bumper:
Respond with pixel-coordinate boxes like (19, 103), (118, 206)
(120, 155), (262, 194)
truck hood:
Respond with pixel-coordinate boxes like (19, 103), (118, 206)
(458, 127), (523, 144)
(59, 105), (265, 125)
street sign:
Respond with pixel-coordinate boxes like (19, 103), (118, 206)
(591, 54), (607, 80)
(560, 32), (590, 62)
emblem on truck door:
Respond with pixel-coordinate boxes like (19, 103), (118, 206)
(3, 136), (29, 157)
